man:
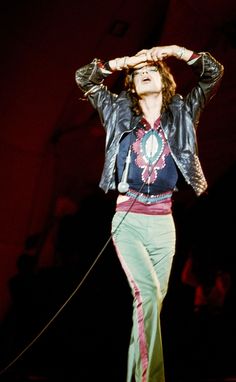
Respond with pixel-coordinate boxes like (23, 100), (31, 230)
(75, 45), (224, 382)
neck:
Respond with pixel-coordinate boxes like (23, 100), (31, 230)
(139, 93), (162, 127)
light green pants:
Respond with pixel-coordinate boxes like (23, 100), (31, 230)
(112, 212), (176, 382)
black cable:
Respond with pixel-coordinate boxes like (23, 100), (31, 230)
(0, 182), (146, 378)
(0, 235), (111, 377)
(0, 126), (157, 377)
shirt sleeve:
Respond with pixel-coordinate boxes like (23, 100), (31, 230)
(97, 60), (113, 73)
(187, 53), (201, 65)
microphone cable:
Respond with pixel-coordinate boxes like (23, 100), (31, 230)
(0, 181), (147, 378)
(0, 234), (111, 378)
(0, 122), (160, 377)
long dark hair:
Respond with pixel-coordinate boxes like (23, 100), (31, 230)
(124, 61), (176, 115)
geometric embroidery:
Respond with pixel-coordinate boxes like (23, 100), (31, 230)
(132, 124), (170, 184)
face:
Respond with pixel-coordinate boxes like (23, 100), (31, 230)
(132, 65), (163, 97)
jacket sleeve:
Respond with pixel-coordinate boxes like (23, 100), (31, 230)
(184, 52), (224, 127)
(75, 59), (118, 127)
(75, 59), (111, 92)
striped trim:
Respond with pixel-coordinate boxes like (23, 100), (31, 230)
(112, 239), (149, 382)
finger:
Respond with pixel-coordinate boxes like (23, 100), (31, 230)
(145, 50), (153, 61)
(135, 49), (148, 57)
(133, 63), (147, 69)
(151, 50), (159, 62)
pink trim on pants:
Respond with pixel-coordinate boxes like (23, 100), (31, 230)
(112, 239), (149, 382)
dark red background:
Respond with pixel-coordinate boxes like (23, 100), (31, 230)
(0, 1), (236, 380)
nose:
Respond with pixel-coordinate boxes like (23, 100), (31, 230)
(141, 67), (149, 74)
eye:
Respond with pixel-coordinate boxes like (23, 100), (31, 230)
(148, 67), (158, 73)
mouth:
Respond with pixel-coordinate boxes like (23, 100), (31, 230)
(142, 76), (151, 82)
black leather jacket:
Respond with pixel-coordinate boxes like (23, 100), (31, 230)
(75, 53), (224, 195)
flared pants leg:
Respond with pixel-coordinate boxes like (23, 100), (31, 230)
(112, 212), (176, 382)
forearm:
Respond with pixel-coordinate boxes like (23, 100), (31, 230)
(108, 54), (147, 71)
(143, 45), (195, 62)
(108, 45), (196, 73)
(170, 45), (194, 61)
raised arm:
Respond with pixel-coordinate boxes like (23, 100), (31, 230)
(108, 45), (194, 71)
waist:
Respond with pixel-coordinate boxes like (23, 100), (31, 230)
(116, 189), (173, 215)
